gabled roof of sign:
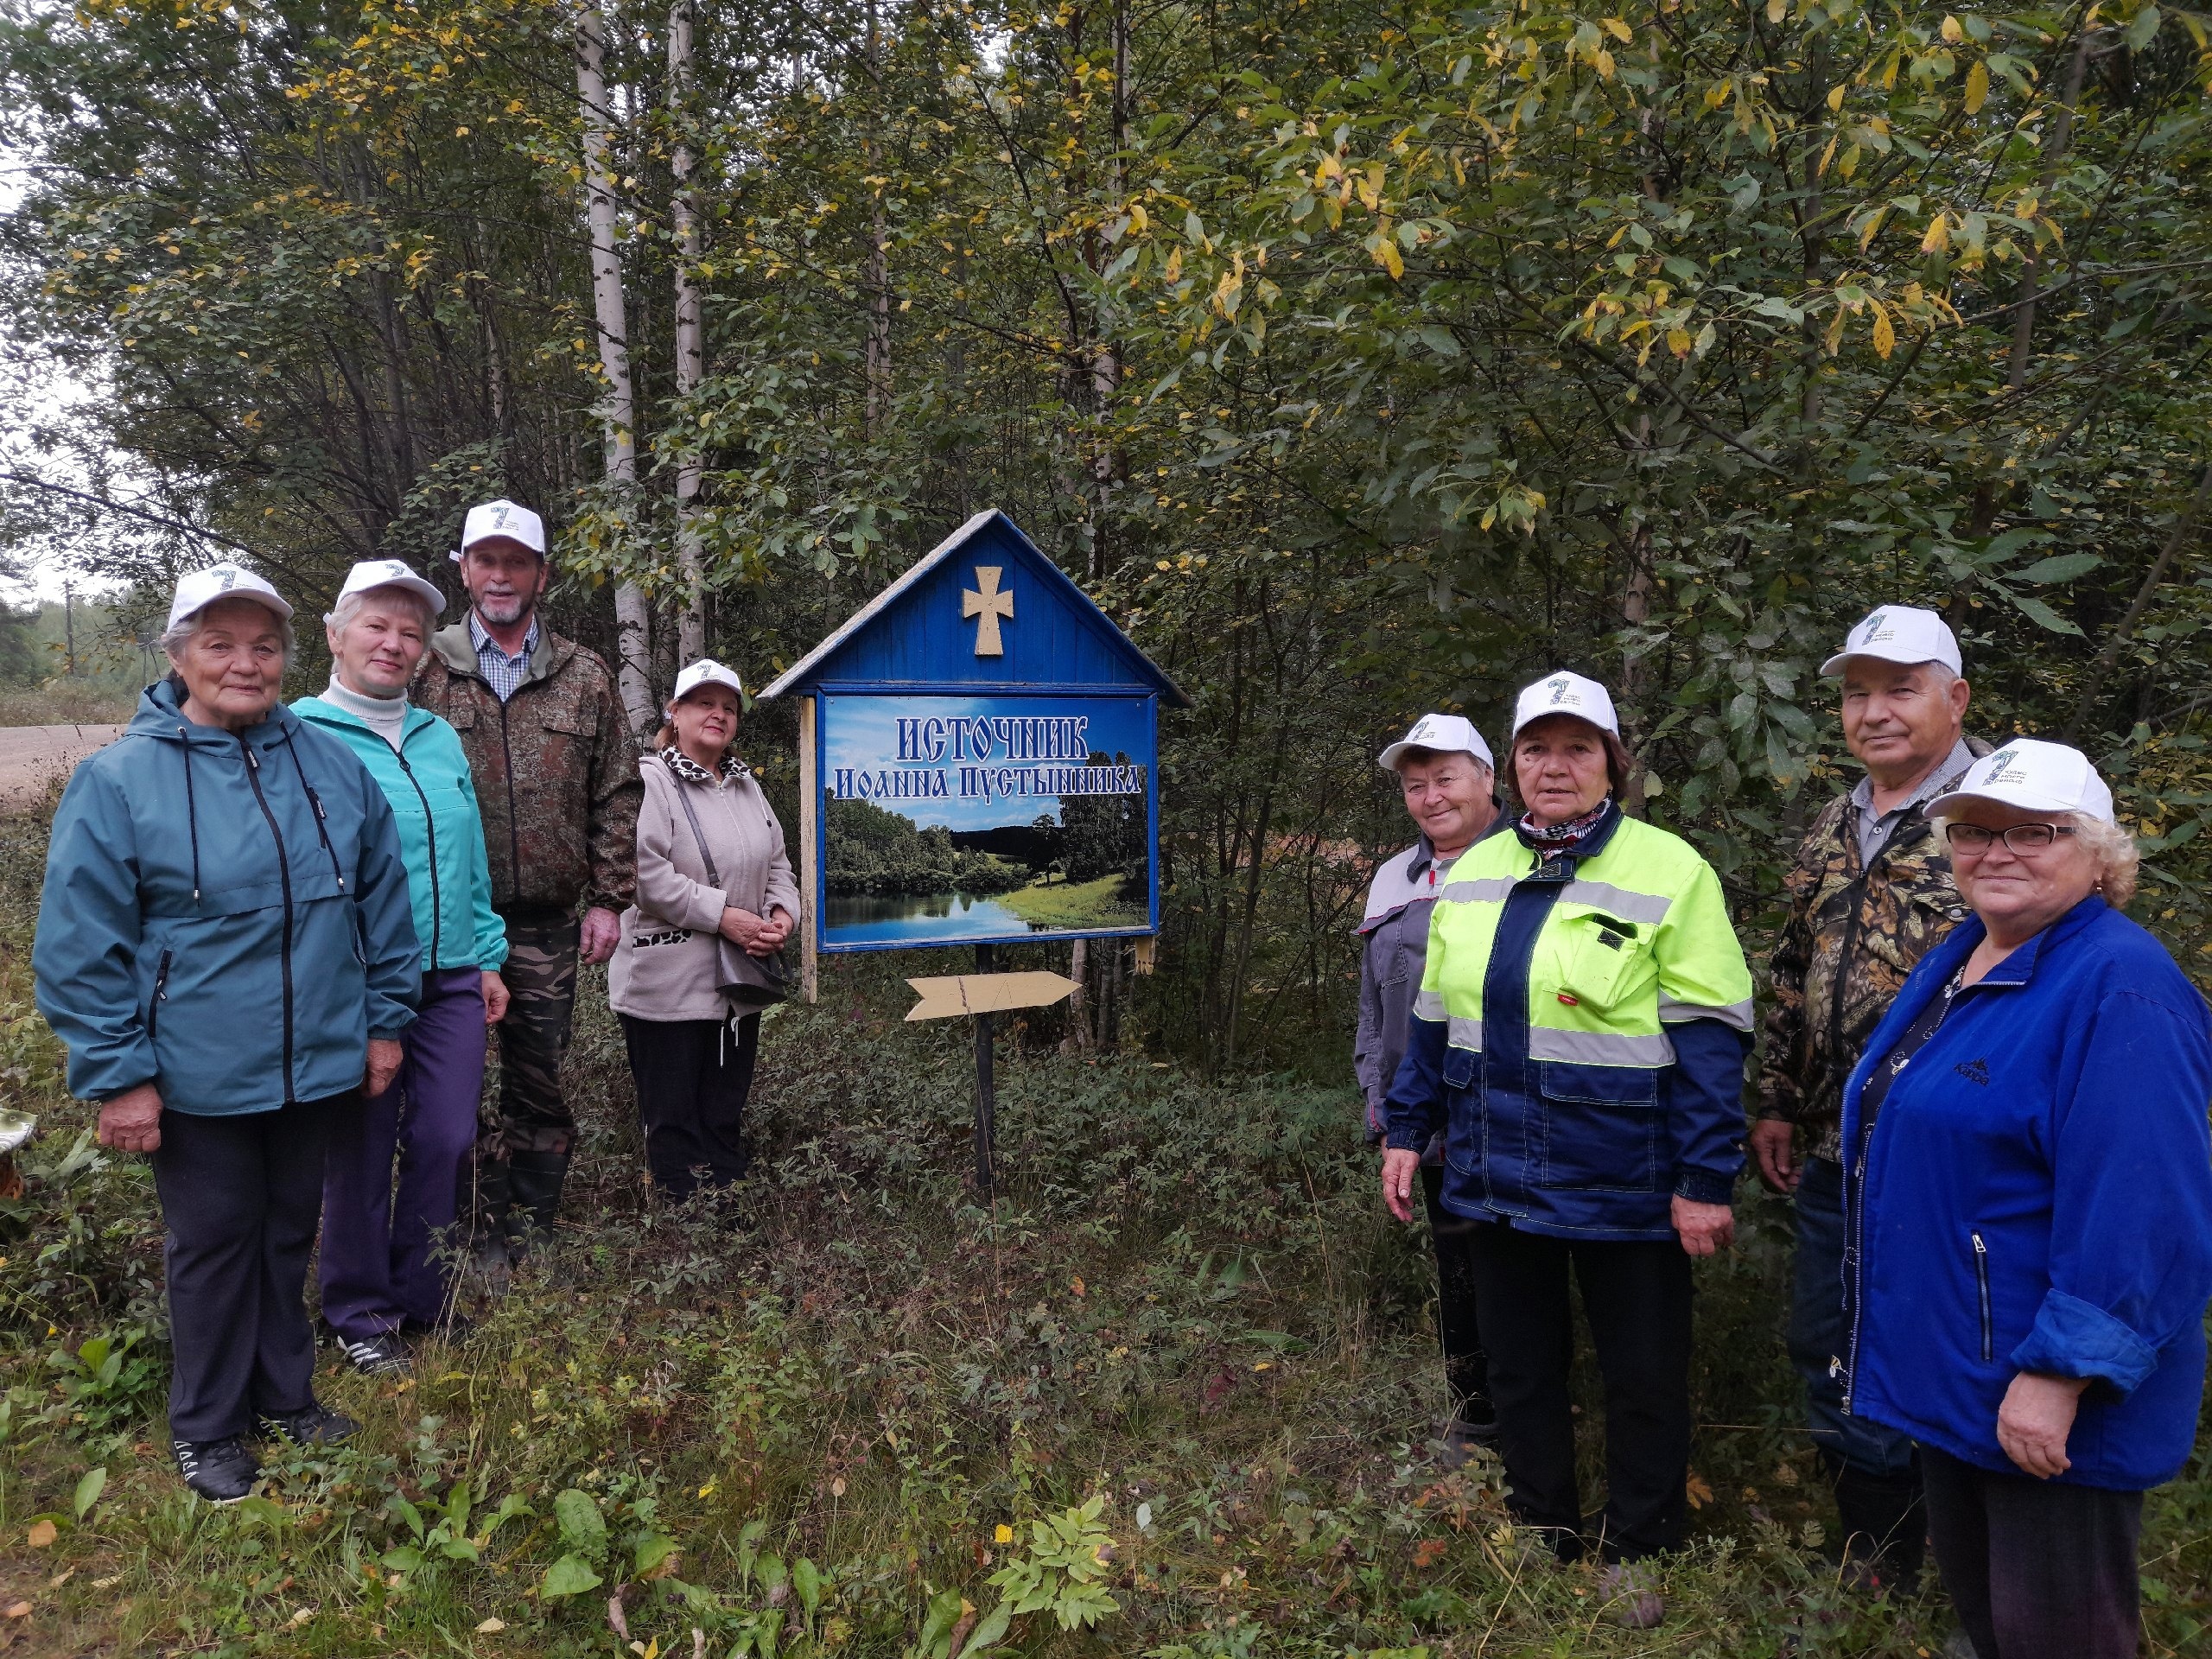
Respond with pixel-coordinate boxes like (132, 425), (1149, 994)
(757, 507), (1190, 705)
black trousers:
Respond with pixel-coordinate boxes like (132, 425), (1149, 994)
(620, 1014), (760, 1199)
(1463, 1218), (1694, 1561)
(1418, 1162), (1491, 1420)
(1921, 1444), (2144, 1659)
(150, 1098), (336, 1441)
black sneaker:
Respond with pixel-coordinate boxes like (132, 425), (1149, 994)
(258, 1402), (359, 1446)
(338, 1333), (411, 1376)
(173, 1436), (260, 1503)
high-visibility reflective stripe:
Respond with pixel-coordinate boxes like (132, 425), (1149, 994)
(1414, 989), (1448, 1021)
(1448, 1017), (1483, 1051)
(1530, 1027), (1675, 1066)
(1438, 877), (1516, 905)
(1658, 994), (1757, 1032)
(1559, 880), (1673, 925)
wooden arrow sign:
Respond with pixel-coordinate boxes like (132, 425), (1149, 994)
(905, 970), (1078, 1022)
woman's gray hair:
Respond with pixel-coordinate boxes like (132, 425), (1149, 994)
(2074, 814), (2140, 909)
(325, 586), (435, 639)
(161, 600), (297, 669)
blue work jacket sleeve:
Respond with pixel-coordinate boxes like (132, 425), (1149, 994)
(1382, 1007), (1446, 1154)
(352, 781), (423, 1038)
(32, 763), (152, 1103)
(2007, 988), (2212, 1397)
(459, 764), (510, 972)
(1666, 1017), (1751, 1204)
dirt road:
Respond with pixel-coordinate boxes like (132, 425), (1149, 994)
(0, 723), (124, 814)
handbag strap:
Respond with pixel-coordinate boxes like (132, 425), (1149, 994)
(660, 755), (723, 889)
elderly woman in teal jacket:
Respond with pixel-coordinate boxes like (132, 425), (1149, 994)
(295, 561), (508, 1377)
(35, 565), (419, 1503)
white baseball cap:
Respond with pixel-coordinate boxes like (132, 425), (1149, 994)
(449, 499), (548, 563)
(1378, 713), (1495, 773)
(671, 658), (744, 706)
(1821, 604), (1962, 677)
(336, 558), (445, 619)
(1927, 738), (2116, 825)
(167, 563), (293, 633)
(1511, 671), (1619, 739)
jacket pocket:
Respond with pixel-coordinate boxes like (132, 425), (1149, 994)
(147, 948), (173, 1043)
(1971, 1230), (1993, 1363)
(1535, 1062), (1660, 1192)
(1555, 912), (1656, 1013)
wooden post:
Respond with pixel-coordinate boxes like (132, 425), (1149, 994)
(973, 940), (996, 1195)
(798, 695), (819, 1004)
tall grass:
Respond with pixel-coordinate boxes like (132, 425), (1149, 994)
(1, 805), (2207, 1656)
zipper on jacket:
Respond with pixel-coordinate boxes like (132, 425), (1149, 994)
(239, 739), (298, 1103)
(148, 948), (172, 1042)
(392, 728), (442, 966)
(1972, 1230), (1993, 1363)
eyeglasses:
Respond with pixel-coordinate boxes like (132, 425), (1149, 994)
(1942, 822), (2076, 856)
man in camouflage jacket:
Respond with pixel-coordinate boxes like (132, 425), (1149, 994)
(414, 499), (641, 1273)
(1753, 603), (1985, 1593)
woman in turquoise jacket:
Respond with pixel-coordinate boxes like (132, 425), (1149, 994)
(294, 560), (508, 1377)
(35, 565), (420, 1503)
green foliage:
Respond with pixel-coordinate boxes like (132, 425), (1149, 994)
(982, 1492), (1121, 1631)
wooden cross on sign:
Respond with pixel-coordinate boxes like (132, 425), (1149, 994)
(962, 566), (1014, 656)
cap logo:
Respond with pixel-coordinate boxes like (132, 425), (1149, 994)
(1862, 610), (1886, 639)
(1548, 676), (1573, 705)
(1988, 748), (2018, 772)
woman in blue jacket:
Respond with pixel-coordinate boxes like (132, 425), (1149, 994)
(1843, 739), (2212, 1659)
(295, 561), (508, 1377)
(34, 566), (419, 1503)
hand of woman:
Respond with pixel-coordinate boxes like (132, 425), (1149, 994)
(720, 906), (768, 950)
(749, 906), (795, 957)
(480, 970), (511, 1025)
(97, 1083), (163, 1154)
(364, 1038), (404, 1098)
(1997, 1372), (2090, 1478)
(1670, 1195), (1736, 1256)
(1381, 1147), (1421, 1224)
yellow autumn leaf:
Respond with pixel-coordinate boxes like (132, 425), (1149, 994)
(1667, 327), (1694, 356)
(1858, 207), (1888, 251)
(1163, 245), (1182, 284)
(1766, 0), (1784, 21)
(1827, 80), (1847, 111)
(1602, 16), (1632, 41)
(1686, 1471), (1715, 1509)
(1376, 237), (1404, 279)
(1594, 48), (1615, 79)
(1872, 304), (1896, 359)
(1127, 200), (1147, 233)
(995, 1523), (1014, 1544)
(1940, 14), (1963, 42)
(26, 1521), (56, 1548)
(475, 1618), (506, 1634)
(1965, 60), (1989, 112)
(1921, 212), (1951, 254)
(1817, 134), (1838, 178)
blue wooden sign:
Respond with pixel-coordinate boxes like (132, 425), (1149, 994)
(759, 509), (1185, 989)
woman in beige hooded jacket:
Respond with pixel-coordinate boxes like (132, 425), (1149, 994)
(608, 660), (798, 1198)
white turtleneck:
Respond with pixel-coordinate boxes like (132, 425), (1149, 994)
(323, 675), (409, 751)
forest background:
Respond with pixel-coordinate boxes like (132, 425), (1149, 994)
(10, 0), (2212, 1065)
(4, 3), (2212, 1654)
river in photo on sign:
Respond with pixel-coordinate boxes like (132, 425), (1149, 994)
(823, 889), (1037, 943)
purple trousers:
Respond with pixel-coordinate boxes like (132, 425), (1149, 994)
(320, 968), (486, 1340)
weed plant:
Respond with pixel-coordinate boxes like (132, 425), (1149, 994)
(1, 806), (2207, 1656)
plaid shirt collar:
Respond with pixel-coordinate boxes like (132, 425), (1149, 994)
(468, 612), (540, 703)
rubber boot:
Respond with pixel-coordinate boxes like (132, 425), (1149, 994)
(467, 1154), (514, 1294)
(506, 1148), (570, 1255)
(1833, 1463), (1927, 1595)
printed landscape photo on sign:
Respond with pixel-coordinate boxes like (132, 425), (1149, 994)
(822, 693), (1155, 948)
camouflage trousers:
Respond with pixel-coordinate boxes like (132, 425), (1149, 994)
(479, 909), (581, 1163)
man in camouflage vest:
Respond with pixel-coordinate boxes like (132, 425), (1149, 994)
(1753, 604), (1986, 1593)
(415, 500), (641, 1277)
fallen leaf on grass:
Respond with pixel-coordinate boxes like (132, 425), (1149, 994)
(1411, 1539), (1448, 1568)
(4, 1602), (30, 1619)
(25, 1519), (56, 1548)
(475, 1618), (506, 1634)
(1685, 1471), (1713, 1510)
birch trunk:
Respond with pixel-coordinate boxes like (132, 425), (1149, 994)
(669, 0), (706, 664)
(576, 0), (655, 733)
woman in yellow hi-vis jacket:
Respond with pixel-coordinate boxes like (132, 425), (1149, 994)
(1382, 671), (1754, 1628)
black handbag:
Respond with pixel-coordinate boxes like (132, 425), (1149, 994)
(663, 758), (790, 1009)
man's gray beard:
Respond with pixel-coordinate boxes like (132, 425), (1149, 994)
(474, 593), (535, 628)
